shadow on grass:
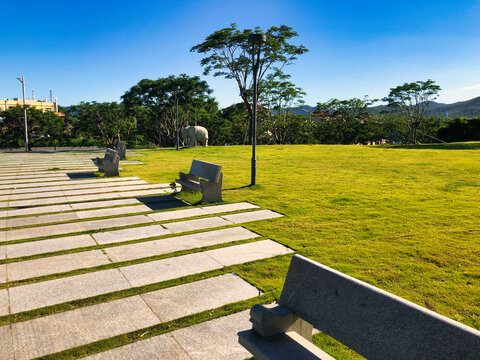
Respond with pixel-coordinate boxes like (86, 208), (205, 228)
(382, 142), (480, 150)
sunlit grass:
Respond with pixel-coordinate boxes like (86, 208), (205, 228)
(120, 142), (480, 357)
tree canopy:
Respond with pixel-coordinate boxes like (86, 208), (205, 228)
(121, 74), (218, 146)
(191, 23), (308, 142)
(383, 79), (441, 143)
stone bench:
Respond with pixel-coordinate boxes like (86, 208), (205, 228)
(175, 159), (222, 203)
(116, 141), (126, 160)
(238, 254), (480, 360)
(94, 148), (119, 177)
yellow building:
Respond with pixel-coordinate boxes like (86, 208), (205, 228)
(0, 98), (58, 112)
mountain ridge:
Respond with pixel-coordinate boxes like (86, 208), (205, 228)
(286, 96), (480, 118)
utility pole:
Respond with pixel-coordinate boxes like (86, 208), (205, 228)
(17, 76), (29, 152)
(175, 86), (180, 150)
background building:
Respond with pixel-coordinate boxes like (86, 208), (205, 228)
(0, 98), (58, 112)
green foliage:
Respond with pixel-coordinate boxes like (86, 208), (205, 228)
(69, 102), (136, 148)
(317, 97), (377, 120)
(0, 106), (69, 148)
(121, 74), (217, 146)
(383, 80), (441, 143)
(437, 118), (480, 142)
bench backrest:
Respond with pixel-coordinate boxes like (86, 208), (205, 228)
(279, 255), (480, 360)
(105, 148), (118, 162)
(189, 159), (222, 182)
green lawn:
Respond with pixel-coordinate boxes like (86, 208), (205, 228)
(122, 142), (480, 357)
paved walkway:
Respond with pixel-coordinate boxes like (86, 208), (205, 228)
(0, 150), (292, 359)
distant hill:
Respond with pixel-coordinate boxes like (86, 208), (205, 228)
(367, 97), (480, 118)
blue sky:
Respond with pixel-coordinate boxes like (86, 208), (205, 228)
(1, 0), (479, 108)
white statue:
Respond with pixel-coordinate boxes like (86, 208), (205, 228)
(182, 126), (209, 147)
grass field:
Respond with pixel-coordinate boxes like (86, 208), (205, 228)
(122, 142), (480, 358)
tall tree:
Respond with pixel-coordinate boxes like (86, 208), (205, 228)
(315, 97), (377, 144)
(121, 74), (217, 146)
(383, 80), (441, 144)
(259, 72), (306, 144)
(191, 24), (308, 143)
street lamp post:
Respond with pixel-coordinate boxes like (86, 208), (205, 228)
(175, 86), (180, 150)
(17, 76), (29, 152)
(248, 33), (266, 186)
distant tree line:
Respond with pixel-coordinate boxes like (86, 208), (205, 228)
(1, 23), (479, 148)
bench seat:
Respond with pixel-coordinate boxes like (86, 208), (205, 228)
(239, 330), (334, 360)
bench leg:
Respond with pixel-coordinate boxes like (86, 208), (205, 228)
(200, 174), (222, 203)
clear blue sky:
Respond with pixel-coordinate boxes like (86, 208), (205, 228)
(1, 0), (479, 108)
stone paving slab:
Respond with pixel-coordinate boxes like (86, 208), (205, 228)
(0, 245), (5, 260)
(70, 198), (141, 210)
(141, 274), (260, 322)
(221, 209), (283, 224)
(0, 166), (97, 172)
(92, 225), (170, 245)
(6, 179), (148, 195)
(172, 310), (252, 360)
(0, 176), (69, 185)
(0, 288), (9, 316)
(6, 234), (96, 259)
(147, 207), (209, 222)
(64, 189), (172, 204)
(8, 196), (69, 208)
(104, 227), (260, 263)
(162, 216), (232, 233)
(3, 221), (86, 242)
(81, 215), (154, 231)
(0, 204), (72, 218)
(119, 252), (223, 287)
(61, 184), (169, 198)
(0, 218), (5, 229)
(0, 326), (14, 360)
(203, 202), (260, 214)
(205, 239), (294, 266)
(9, 269), (131, 314)
(0, 176), (142, 191)
(10, 296), (160, 360)
(6, 250), (111, 282)
(5, 212), (80, 229)
(114, 188), (172, 198)
(0, 263), (6, 282)
(84, 310), (251, 360)
(2, 214), (153, 242)
(82, 333), (190, 360)
(75, 204), (152, 219)
(5, 183), (168, 202)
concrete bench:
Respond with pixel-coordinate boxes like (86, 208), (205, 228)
(94, 148), (119, 177)
(116, 141), (126, 160)
(175, 159), (222, 203)
(238, 254), (480, 360)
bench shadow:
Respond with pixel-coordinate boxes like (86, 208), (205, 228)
(66, 172), (97, 179)
(136, 194), (191, 211)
